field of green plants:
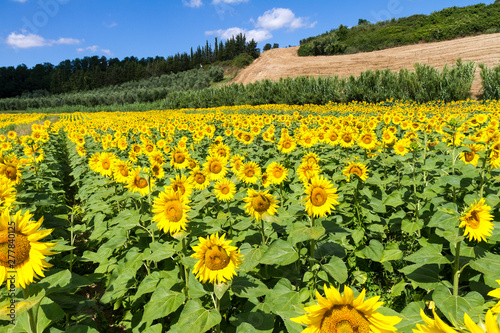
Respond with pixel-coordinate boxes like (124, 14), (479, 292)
(0, 100), (499, 332)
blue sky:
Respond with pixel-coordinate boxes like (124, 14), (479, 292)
(0, 0), (495, 68)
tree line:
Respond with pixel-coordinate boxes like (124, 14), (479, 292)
(0, 33), (259, 99)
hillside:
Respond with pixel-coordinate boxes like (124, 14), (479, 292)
(231, 33), (500, 98)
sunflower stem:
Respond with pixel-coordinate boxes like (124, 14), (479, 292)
(211, 291), (221, 333)
(260, 219), (266, 245)
(69, 210), (74, 274)
(227, 201), (233, 238)
(23, 288), (38, 333)
(479, 145), (490, 198)
(181, 237), (190, 300)
(452, 240), (461, 297)
(310, 217), (316, 259)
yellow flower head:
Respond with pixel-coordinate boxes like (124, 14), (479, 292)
(343, 162), (369, 182)
(459, 198), (494, 243)
(413, 308), (458, 333)
(266, 162), (288, 185)
(191, 233), (243, 284)
(204, 155), (228, 181)
(304, 175), (339, 218)
(243, 189), (278, 221)
(0, 209), (56, 289)
(213, 178), (236, 202)
(189, 168), (210, 190)
(291, 285), (401, 333)
(238, 161), (261, 184)
(464, 310), (499, 333)
(152, 189), (190, 235)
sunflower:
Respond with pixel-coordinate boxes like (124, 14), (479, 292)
(393, 138), (410, 156)
(358, 131), (379, 150)
(213, 178), (236, 202)
(291, 285), (401, 333)
(459, 198), (494, 242)
(464, 309), (499, 333)
(112, 160), (131, 183)
(238, 161), (262, 184)
(126, 167), (154, 196)
(304, 175), (339, 218)
(339, 129), (357, 148)
(204, 155), (228, 181)
(189, 168), (210, 190)
(0, 209), (56, 289)
(278, 135), (297, 154)
(266, 162), (288, 185)
(230, 155), (245, 174)
(489, 280), (500, 314)
(95, 152), (116, 178)
(302, 152), (320, 166)
(243, 189), (278, 221)
(0, 158), (22, 185)
(412, 308), (457, 333)
(170, 146), (190, 170)
(167, 174), (193, 198)
(152, 189), (190, 235)
(297, 162), (321, 184)
(191, 233), (242, 284)
(0, 178), (16, 209)
(459, 150), (480, 166)
(343, 162), (369, 182)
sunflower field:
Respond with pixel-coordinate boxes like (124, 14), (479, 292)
(0, 100), (499, 333)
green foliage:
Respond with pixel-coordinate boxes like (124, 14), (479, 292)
(479, 62), (500, 100)
(298, 3), (500, 56)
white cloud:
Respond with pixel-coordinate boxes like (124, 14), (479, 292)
(206, 27), (272, 42)
(11, 0), (28, 3)
(77, 45), (113, 56)
(212, 0), (248, 4)
(104, 21), (118, 28)
(182, 0), (202, 7)
(6, 32), (82, 48)
(255, 8), (316, 31)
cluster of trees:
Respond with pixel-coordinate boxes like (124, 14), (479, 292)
(0, 33), (259, 99)
(480, 62), (500, 100)
(0, 67), (223, 111)
(298, 3), (500, 56)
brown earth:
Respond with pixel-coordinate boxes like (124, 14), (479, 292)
(231, 33), (500, 98)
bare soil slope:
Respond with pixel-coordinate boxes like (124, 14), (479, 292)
(231, 33), (500, 98)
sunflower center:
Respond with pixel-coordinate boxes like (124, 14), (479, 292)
(165, 201), (183, 222)
(5, 166), (17, 181)
(320, 305), (370, 333)
(464, 152), (475, 162)
(204, 245), (230, 271)
(0, 233), (31, 268)
(362, 136), (372, 144)
(135, 176), (148, 189)
(467, 210), (480, 229)
(273, 169), (283, 179)
(252, 194), (271, 213)
(174, 153), (186, 164)
(349, 167), (363, 177)
(102, 161), (110, 170)
(220, 185), (230, 195)
(245, 168), (255, 177)
(342, 134), (352, 143)
(210, 161), (222, 174)
(172, 184), (186, 196)
(194, 173), (206, 184)
(311, 187), (328, 206)
(283, 141), (292, 149)
(120, 168), (129, 177)
(133, 146), (141, 153)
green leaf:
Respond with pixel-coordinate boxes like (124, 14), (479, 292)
(38, 270), (93, 295)
(64, 325), (100, 333)
(143, 241), (176, 262)
(322, 256), (348, 283)
(232, 274), (270, 298)
(142, 286), (185, 327)
(383, 191), (404, 207)
(169, 299), (221, 333)
(239, 243), (266, 273)
(469, 252), (500, 287)
(395, 301), (425, 333)
(380, 243), (403, 262)
(351, 229), (364, 244)
(214, 282), (230, 300)
(359, 239), (384, 262)
(234, 312), (275, 332)
(399, 264), (442, 289)
(405, 244), (452, 265)
(35, 297), (65, 333)
(265, 279), (301, 312)
(401, 219), (423, 234)
(260, 239), (299, 266)
(432, 285), (484, 325)
(288, 223), (325, 244)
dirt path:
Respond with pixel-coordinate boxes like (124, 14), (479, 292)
(231, 33), (500, 98)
